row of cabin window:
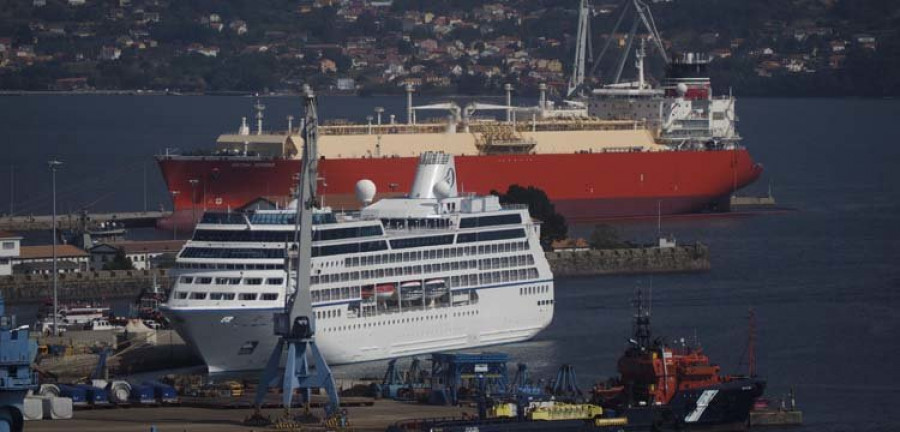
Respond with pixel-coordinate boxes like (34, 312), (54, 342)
(316, 309), (480, 331)
(458, 213), (522, 229)
(313, 240), (388, 257)
(309, 267), (539, 304)
(173, 291), (279, 301)
(179, 276), (284, 286)
(479, 255), (535, 270)
(316, 309), (342, 320)
(181, 247), (285, 260)
(480, 268), (540, 285)
(312, 286), (362, 303)
(344, 241), (530, 268)
(310, 228), (523, 258)
(311, 259), (478, 286)
(176, 262), (285, 270)
(457, 228), (526, 243)
(181, 232), (526, 264)
(520, 285), (550, 296)
(194, 226), (386, 243)
(180, 241), (366, 260)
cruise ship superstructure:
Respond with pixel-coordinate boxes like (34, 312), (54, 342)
(162, 152), (555, 373)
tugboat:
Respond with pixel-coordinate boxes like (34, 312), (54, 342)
(592, 290), (766, 430)
(0, 293), (39, 432)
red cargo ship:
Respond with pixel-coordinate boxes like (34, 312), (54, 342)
(156, 55), (762, 230)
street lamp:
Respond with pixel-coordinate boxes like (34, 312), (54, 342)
(48, 159), (63, 335)
(366, 115), (373, 135)
(170, 190), (180, 240)
(374, 107), (384, 126)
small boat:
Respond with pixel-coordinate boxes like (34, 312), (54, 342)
(376, 283), (397, 301)
(424, 279), (448, 300)
(85, 318), (124, 332)
(38, 301), (111, 326)
(400, 281), (423, 301)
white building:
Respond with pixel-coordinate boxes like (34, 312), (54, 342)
(91, 240), (185, 270)
(14, 245), (90, 275)
(0, 231), (22, 276)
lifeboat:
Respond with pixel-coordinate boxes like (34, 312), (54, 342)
(424, 279), (448, 299)
(400, 281), (423, 301)
(376, 283), (397, 301)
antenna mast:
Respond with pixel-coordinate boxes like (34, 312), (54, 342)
(589, 0), (669, 84)
(748, 307), (757, 377)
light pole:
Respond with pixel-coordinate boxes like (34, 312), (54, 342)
(366, 115), (373, 135)
(170, 190), (180, 240)
(48, 159), (63, 335)
(188, 179), (199, 224)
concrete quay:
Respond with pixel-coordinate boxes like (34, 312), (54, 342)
(25, 400), (474, 432)
(0, 211), (170, 231)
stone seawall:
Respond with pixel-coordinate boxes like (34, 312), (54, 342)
(0, 269), (171, 303)
(546, 243), (710, 277)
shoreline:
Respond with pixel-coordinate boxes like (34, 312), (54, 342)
(1, 89), (892, 99)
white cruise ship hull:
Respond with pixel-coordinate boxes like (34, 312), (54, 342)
(163, 279), (554, 373)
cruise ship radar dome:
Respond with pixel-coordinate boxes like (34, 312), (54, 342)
(355, 179), (377, 205)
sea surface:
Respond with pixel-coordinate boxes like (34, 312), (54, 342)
(3, 95), (900, 431)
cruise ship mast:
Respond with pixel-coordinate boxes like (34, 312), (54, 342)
(252, 86), (341, 423)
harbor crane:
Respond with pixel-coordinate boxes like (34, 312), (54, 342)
(247, 86), (344, 428)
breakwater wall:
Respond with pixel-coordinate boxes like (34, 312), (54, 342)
(546, 243), (710, 277)
(0, 268), (171, 303)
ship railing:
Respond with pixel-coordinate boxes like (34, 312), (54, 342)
(501, 204), (529, 210)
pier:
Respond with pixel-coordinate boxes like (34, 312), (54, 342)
(0, 211), (170, 232)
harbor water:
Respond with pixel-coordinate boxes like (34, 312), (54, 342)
(3, 95), (900, 431)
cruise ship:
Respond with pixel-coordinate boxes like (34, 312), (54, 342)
(161, 152), (555, 373)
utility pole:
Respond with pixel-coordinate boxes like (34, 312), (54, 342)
(8, 165), (13, 216)
(48, 159), (63, 335)
(170, 190), (180, 240)
(143, 163), (148, 212)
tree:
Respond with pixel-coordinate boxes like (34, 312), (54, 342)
(492, 185), (567, 250)
(588, 224), (624, 249)
(103, 249), (134, 271)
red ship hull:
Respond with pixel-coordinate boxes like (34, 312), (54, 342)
(156, 149), (762, 229)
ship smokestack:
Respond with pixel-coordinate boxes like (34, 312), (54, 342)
(409, 152), (457, 200)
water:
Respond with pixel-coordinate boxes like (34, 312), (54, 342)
(3, 96), (900, 431)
